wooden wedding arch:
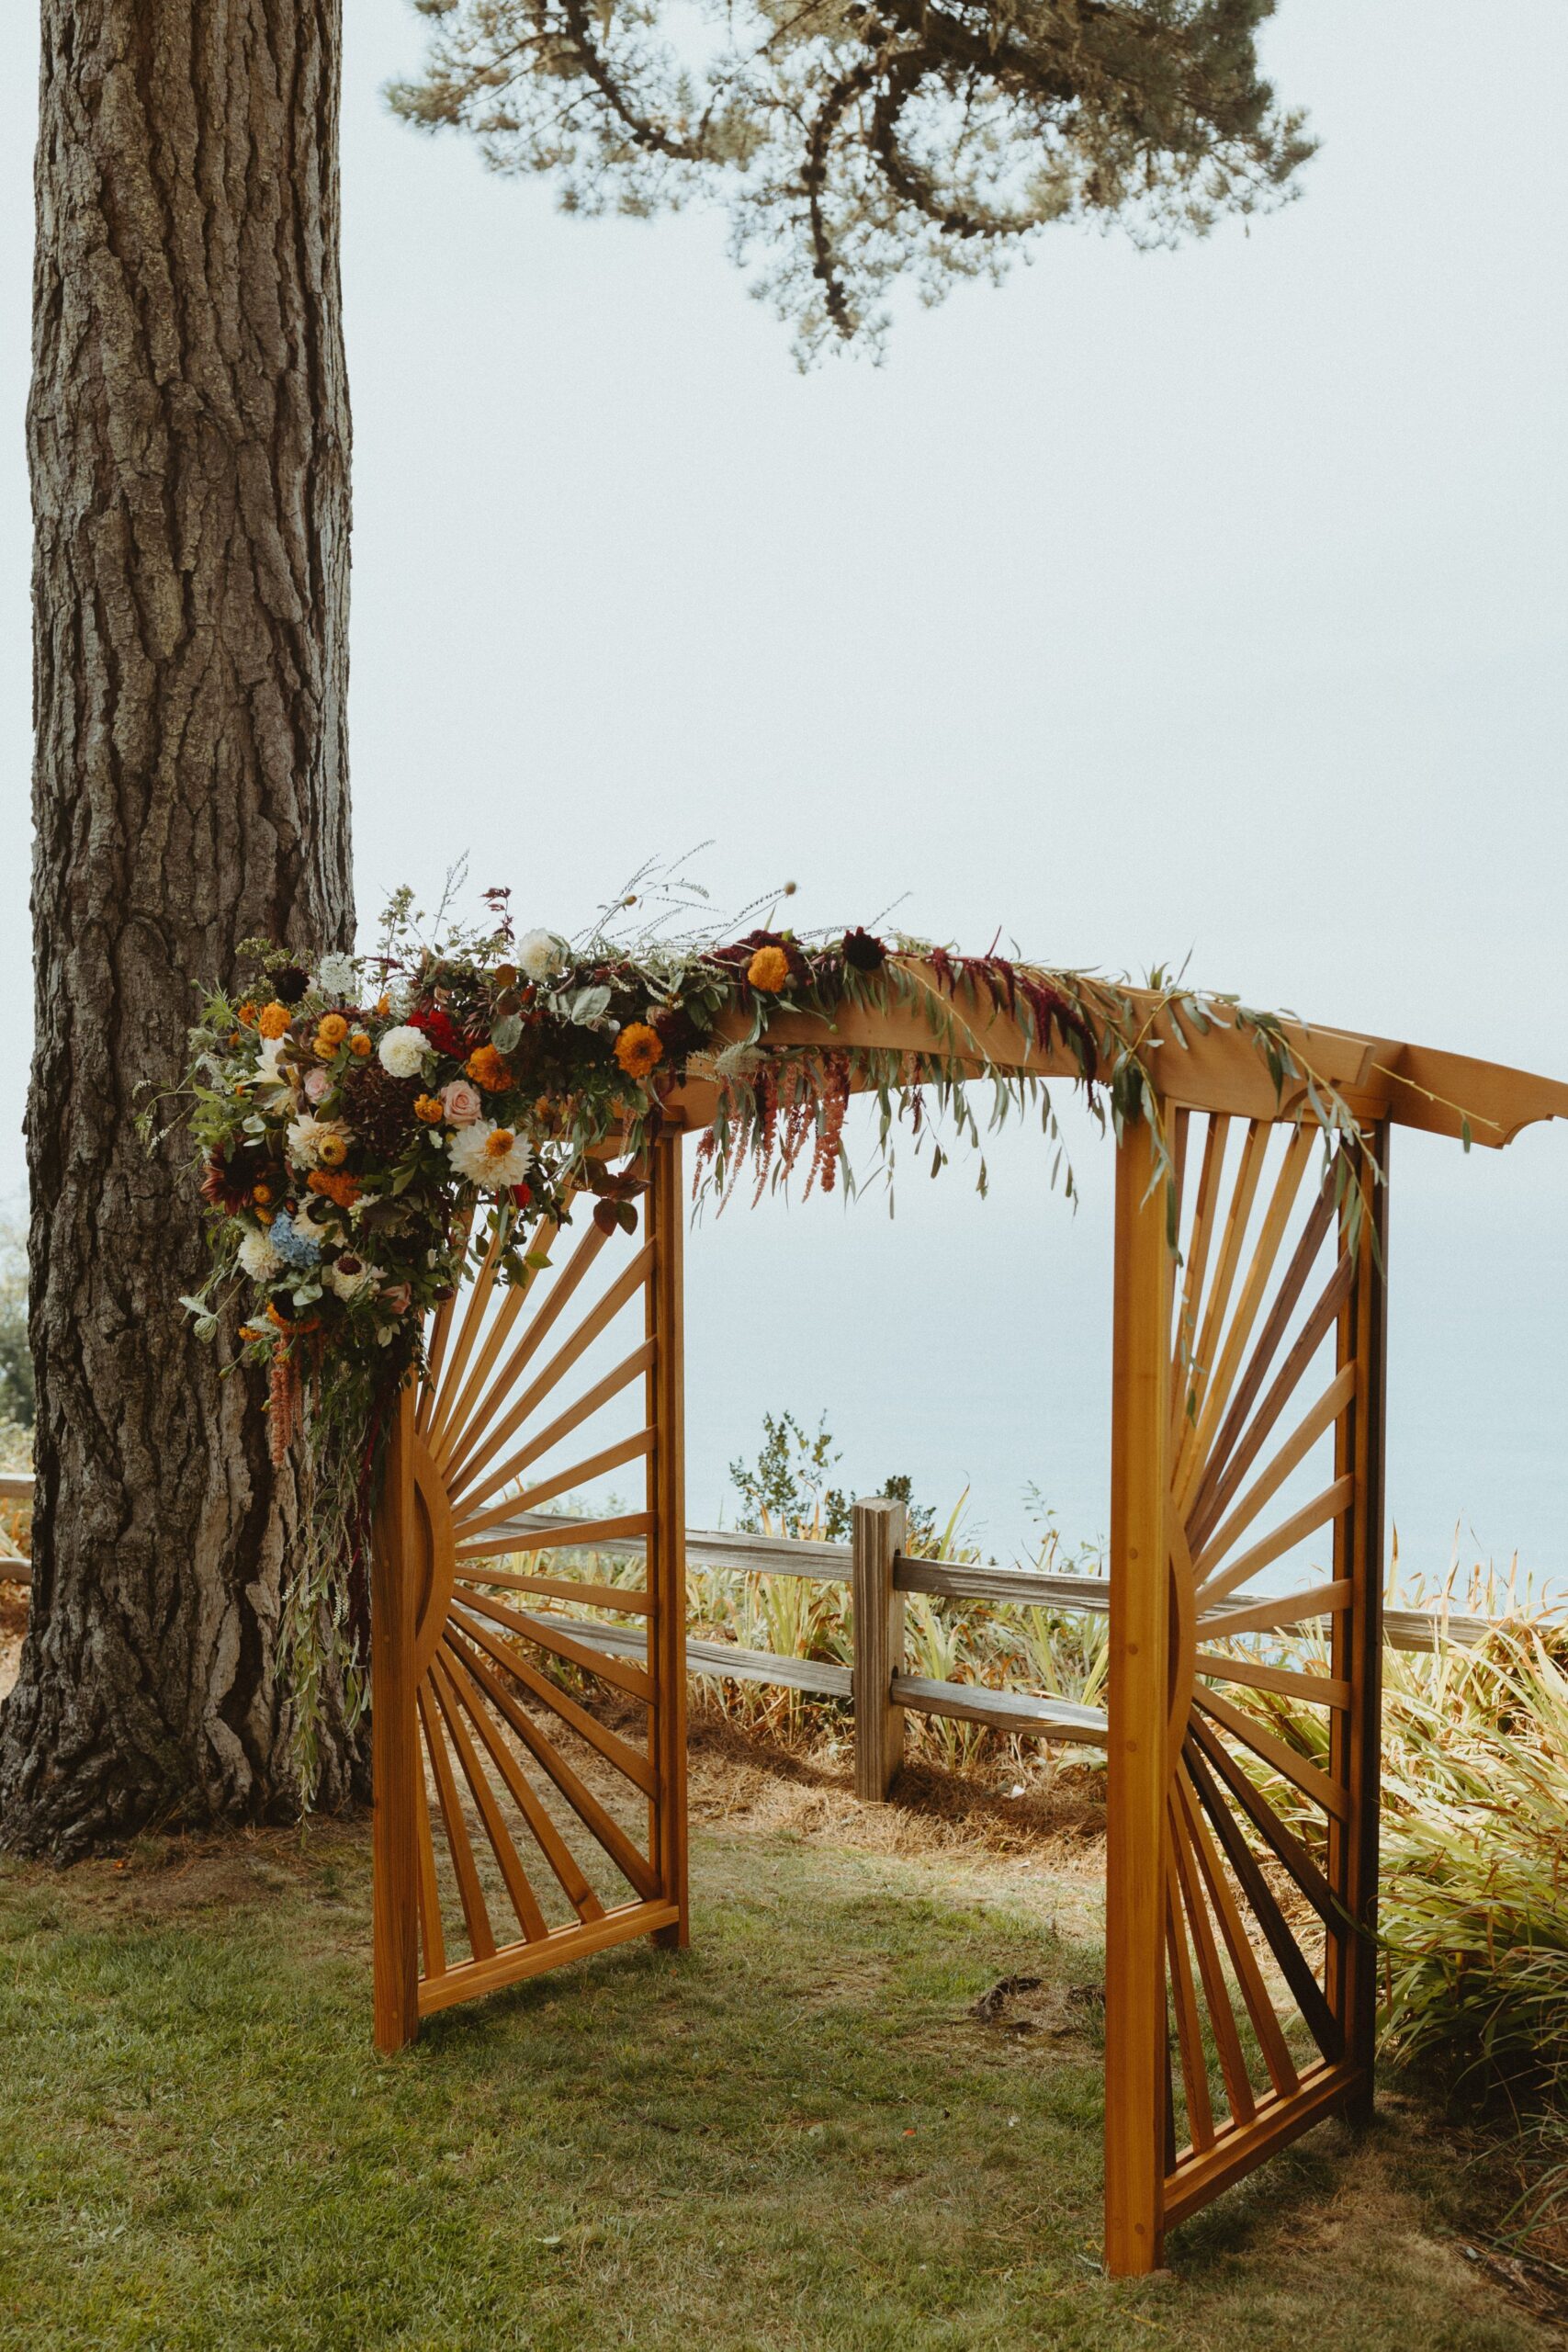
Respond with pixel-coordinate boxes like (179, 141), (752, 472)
(368, 969), (1568, 2275)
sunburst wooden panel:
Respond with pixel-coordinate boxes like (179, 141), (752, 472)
(1105, 1107), (1386, 2269)
(1160, 1110), (1384, 2228)
(371, 1136), (688, 2048)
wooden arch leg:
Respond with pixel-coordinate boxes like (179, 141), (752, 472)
(372, 1376), (422, 2052)
(1104, 1116), (1173, 2276)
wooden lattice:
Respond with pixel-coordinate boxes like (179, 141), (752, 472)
(370, 1136), (688, 2049)
(1104, 1111), (1386, 2269)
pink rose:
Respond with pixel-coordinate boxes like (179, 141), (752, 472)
(304, 1067), (333, 1104)
(441, 1080), (482, 1126)
(381, 1283), (412, 1315)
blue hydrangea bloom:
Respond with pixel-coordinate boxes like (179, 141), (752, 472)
(269, 1210), (321, 1269)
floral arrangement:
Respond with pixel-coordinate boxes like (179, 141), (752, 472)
(169, 869), (1378, 1791)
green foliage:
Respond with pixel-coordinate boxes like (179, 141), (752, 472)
(389, 0), (1314, 362)
(728, 1409), (853, 1543)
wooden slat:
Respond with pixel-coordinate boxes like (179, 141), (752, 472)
(1191, 1364), (1358, 1585)
(440, 1216), (613, 1485)
(425, 1213), (510, 1459)
(454, 1587), (652, 1702)
(417, 1679), (497, 1962)
(1166, 1865), (1214, 2154)
(429, 1655), (550, 1942)
(429, 1216), (560, 1470)
(1168, 1790), (1257, 2128)
(1192, 1476), (1356, 1616)
(456, 1510), (652, 1564)
(891, 1675), (1109, 1743)
(561, 1614), (852, 1698)
(1176, 1766), (1299, 2100)
(416, 1203), (475, 1435)
(1163, 2063), (1357, 2226)
(447, 1610), (656, 1796)
(455, 1565), (652, 1614)
(416, 1899), (681, 2018)
(451, 1349), (658, 1541)
(412, 1754), (446, 1982)
(447, 1244), (654, 1507)
(1198, 1577), (1352, 1643)
(1194, 1685), (1350, 1823)
(1185, 1736), (1343, 2064)
(1170, 1115), (1228, 1441)
(1170, 1119), (1266, 1500)
(1186, 1237), (1350, 1557)
(1193, 1650), (1350, 1709)
(507, 1428), (655, 1519)
(1185, 1714), (1339, 1926)
(437, 1641), (606, 1924)
(1175, 1123), (1314, 1516)
(443, 1627), (660, 1900)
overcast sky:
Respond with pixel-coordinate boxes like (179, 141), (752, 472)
(0, 4), (1563, 1577)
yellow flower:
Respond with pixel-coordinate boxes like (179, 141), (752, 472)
(614, 1022), (663, 1080)
(313, 1035), (337, 1061)
(747, 945), (791, 993)
(466, 1043), (513, 1093)
(257, 1001), (291, 1040)
(349, 1030), (372, 1058)
(316, 1012), (349, 1048)
(375, 994), (391, 1018)
(482, 1126), (518, 1160)
(413, 1093), (445, 1125)
(316, 1132), (349, 1168)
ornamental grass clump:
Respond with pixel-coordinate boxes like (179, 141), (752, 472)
(1374, 1623), (1568, 2108)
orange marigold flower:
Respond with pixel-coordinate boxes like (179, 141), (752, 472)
(349, 1030), (372, 1057)
(316, 1133), (350, 1168)
(614, 1022), (664, 1080)
(252, 1182), (273, 1206)
(228, 1030), (243, 1048)
(307, 1169), (361, 1208)
(237, 1002), (259, 1027)
(413, 1093), (445, 1125)
(466, 1043), (513, 1092)
(316, 1012), (349, 1047)
(747, 945), (791, 993)
(375, 994), (391, 1017)
(257, 1001), (291, 1040)
(494, 964), (518, 989)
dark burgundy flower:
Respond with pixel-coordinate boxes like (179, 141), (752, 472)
(408, 1003), (474, 1060)
(842, 928), (886, 973)
(272, 965), (310, 1005)
(649, 1004), (701, 1062)
(199, 1143), (268, 1213)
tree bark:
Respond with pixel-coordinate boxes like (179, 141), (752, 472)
(0, 1), (355, 1857)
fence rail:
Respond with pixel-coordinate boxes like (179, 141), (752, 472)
(0, 1473), (1517, 1773)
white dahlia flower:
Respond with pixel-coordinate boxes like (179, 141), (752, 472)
(237, 1228), (285, 1283)
(255, 1035), (294, 1091)
(377, 1024), (428, 1079)
(516, 929), (565, 985)
(284, 1114), (346, 1170)
(448, 1118), (534, 1190)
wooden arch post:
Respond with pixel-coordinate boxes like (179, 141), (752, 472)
(1104, 1101), (1390, 2273)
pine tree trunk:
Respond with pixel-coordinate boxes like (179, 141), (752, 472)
(0, 1), (355, 1857)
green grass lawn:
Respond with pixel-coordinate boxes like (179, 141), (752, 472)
(0, 1776), (1551, 2352)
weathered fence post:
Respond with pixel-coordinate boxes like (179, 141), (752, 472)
(852, 1495), (908, 1801)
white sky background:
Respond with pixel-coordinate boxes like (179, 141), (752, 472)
(0, 4), (1563, 1579)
